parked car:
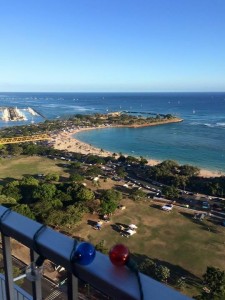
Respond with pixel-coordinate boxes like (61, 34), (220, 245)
(161, 204), (173, 211)
(202, 201), (210, 210)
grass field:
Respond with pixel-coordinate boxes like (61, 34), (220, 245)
(1, 156), (225, 297)
(74, 199), (225, 276)
(73, 198), (225, 297)
(0, 156), (68, 181)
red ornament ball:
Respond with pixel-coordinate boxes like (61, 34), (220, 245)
(109, 244), (130, 266)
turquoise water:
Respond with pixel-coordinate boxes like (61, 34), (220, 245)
(0, 92), (225, 172)
(75, 122), (225, 172)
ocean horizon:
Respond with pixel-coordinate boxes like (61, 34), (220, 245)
(0, 92), (225, 173)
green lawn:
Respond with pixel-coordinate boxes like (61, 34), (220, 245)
(75, 200), (225, 277)
(73, 198), (225, 297)
(0, 155), (68, 180)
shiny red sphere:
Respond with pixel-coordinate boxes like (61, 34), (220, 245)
(109, 244), (130, 266)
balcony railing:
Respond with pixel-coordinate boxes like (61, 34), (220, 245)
(0, 205), (191, 300)
(0, 273), (32, 300)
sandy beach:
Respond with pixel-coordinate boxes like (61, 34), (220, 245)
(51, 126), (224, 178)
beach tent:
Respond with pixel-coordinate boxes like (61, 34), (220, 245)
(129, 224), (138, 230)
(126, 229), (136, 236)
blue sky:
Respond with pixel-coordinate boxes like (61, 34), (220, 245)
(0, 0), (224, 92)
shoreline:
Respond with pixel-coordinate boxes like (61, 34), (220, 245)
(51, 125), (224, 178)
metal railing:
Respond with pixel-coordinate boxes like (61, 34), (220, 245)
(0, 206), (191, 300)
(0, 274), (32, 300)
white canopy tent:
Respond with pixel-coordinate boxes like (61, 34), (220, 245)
(129, 224), (138, 230)
(126, 229), (136, 236)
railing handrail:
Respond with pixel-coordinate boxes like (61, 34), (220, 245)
(0, 206), (191, 299)
(0, 273), (33, 300)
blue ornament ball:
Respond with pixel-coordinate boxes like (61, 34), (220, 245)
(74, 242), (96, 265)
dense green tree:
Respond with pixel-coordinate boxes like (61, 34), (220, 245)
(13, 204), (35, 219)
(69, 173), (84, 182)
(32, 198), (63, 222)
(196, 267), (225, 300)
(155, 265), (170, 283)
(85, 166), (102, 177)
(50, 198), (63, 209)
(118, 155), (126, 163)
(22, 143), (40, 155)
(45, 173), (60, 182)
(208, 182), (221, 196)
(33, 183), (57, 201)
(86, 155), (105, 165)
(55, 190), (72, 203)
(44, 209), (64, 226)
(2, 181), (22, 201)
(101, 189), (122, 203)
(20, 176), (39, 186)
(139, 258), (156, 278)
(46, 203), (86, 227)
(67, 182), (81, 197)
(126, 156), (139, 164)
(100, 189), (122, 214)
(165, 114), (173, 119)
(174, 175), (189, 190)
(116, 167), (127, 178)
(20, 176), (39, 203)
(70, 161), (82, 169)
(130, 188), (147, 201)
(75, 186), (95, 202)
(100, 198), (118, 214)
(179, 164), (200, 177)
(0, 195), (17, 205)
(162, 185), (179, 200)
(7, 144), (23, 156)
(71, 152), (83, 161)
(0, 145), (8, 156)
(32, 200), (51, 221)
(140, 156), (148, 165)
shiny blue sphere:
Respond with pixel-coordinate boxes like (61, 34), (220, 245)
(74, 242), (96, 265)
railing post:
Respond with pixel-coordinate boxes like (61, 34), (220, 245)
(67, 272), (78, 300)
(1, 234), (14, 300)
(30, 249), (43, 300)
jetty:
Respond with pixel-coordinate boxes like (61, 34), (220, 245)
(27, 107), (39, 116)
(0, 107), (26, 121)
(0, 106), (46, 122)
(30, 108), (46, 119)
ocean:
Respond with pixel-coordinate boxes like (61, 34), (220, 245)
(0, 92), (225, 172)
